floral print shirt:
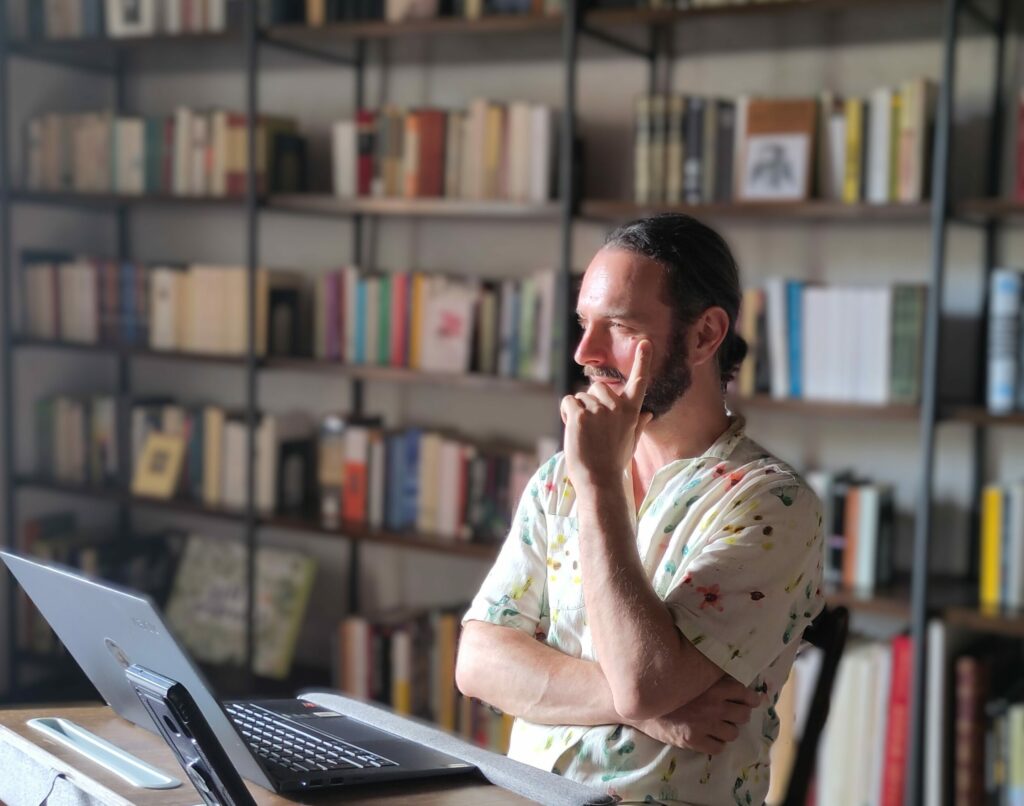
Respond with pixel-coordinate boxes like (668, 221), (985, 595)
(463, 416), (825, 805)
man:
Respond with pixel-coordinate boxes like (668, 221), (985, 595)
(456, 214), (824, 805)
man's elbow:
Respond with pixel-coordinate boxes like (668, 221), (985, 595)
(610, 679), (668, 722)
(454, 622), (486, 699)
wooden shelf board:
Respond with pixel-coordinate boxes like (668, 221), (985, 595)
(265, 14), (561, 43)
(580, 199), (932, 223)
(14, 337), (250, 366)
(9, 189), (247, 208)
(263, 356), (555, 393)
(824, 585), (912, 618)
(9, 31), (240, 57)
(943, 606), (1024, 639)
(585, 0), (937, 26)
(957, 198), (1024, 220)
(265, 193), (560, 220)
(264, 514), (501, 560)
(734, 395), (920, 420)
(945, 406), (1024, 427)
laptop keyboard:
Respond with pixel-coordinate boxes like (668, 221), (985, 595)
(226, 703), (398, 775)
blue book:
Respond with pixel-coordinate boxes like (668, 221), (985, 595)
(354, 278), (367, 364)
(402, 428), (421, 530)
(786, 280), (803, 399)
(385, 432), (405, 531)
(82, 0), (104, 37)
(187, 409), (204, 500)
(144, 118), (163, 195)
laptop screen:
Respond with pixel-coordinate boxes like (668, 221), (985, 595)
(1, 551), (273, 789)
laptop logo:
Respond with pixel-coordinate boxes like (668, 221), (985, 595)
(132, 618), (160, 635)
(104, 638), (132, 669)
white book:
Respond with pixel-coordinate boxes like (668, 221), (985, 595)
(801, 286), (824, 401)
(173, 107), (193, 195)
(331, 121), (357, 198)
(149, 267), (181, 350)
(529, 104), (554, 204)
(419, 276), (478, 374)
(867, 87), (893, 204)
(444, 111), (463, 199)
(924, 620), (973, 806)
(221, 419), (248, 510)
(506, 101), (531, 202)
(532, 269), (556, 383)
(256, 412), (311, 513)
(855, 483), (881, 590)
(209, 110), (228, 197)
(416, 432), (443, 534)
(464, 99), (489, 200)
(867, 643), (893, 804)
(1006, 483), (1024, 611)
(764, 278), (790, 400)
(163, 0), (183, 34)
(437, 439), (462, 539)
(206, 0), (226, 30)
(115, 117), (145, 194)
(191, 113), (209, 196)
(368, 431), (386, 531)
(865, 286), (894, 405)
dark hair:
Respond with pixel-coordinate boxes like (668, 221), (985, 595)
(603, 213), (748, 388)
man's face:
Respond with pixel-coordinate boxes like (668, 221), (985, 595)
(574, 248), (692, 418)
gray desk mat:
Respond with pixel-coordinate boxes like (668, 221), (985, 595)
(300, 690), (617, 806)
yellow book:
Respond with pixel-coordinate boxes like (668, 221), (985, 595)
(483, 103), (505, 199)
(889, 92), (902, 202)
(843, 97), (864, 203)
(408, 273), (426, 369)
(132, 432), (186, 499)
(391, 629), (411, 715)
(437, 613), (457, 732)
(980, 485), (1004, 610)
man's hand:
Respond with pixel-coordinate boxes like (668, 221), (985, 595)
(629, 678), (762, 756)
(560, 340), (654, 491)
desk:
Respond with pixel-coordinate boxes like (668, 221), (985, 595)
(0, 704), (532, 805)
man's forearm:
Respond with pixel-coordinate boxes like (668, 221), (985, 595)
(456, 620), (623, 726)
(576, 481), (721, 720)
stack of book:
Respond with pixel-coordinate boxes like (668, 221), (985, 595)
(335, 607), (513, 752)
(24, 108), (304, 197)
(806, 470), (896, 594)
(735, 280), (927, 406)
(332, 101), (555, 202)
(268, 0), (559, 24)
(978, 483), (1024, 612)
(317, 418), (552, 542)
(130, 400), (314, 514)
(634, 80), (936, 205)
(22, 0), (232, 39)
(35, 394), (118, 487)
(312, 267), (556, 381)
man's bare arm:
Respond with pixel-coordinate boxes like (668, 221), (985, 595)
(455, 620), (621, 726)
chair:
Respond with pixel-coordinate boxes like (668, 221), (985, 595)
(782, 605), (850, 806)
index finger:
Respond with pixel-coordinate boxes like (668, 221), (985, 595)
(624, 340), (652, 405)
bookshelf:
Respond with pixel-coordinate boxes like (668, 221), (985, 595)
(0, 0), (1015, 802)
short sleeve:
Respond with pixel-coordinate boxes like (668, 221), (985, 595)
(664, 481), (825, 687)
(461, 457), (554, 636)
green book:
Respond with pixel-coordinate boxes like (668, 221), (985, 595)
(517, 277), (536, 380)
(378, 274), (391, 366)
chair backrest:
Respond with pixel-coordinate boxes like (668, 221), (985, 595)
(782, 605), (850, 806)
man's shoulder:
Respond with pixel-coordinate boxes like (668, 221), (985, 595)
(719, 435), (820, 512)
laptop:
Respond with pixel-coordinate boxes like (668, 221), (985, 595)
(1, 551), (477, 793)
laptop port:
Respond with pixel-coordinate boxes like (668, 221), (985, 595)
(330, 777), (344, 784)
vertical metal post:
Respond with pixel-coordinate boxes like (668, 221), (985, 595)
(348, 39), (367, 617)
(0, 0), (18, 700)
(243, 0), (260, 685)
(114, 53), (132, 545)
(555, 0), (579, 407)
(969, 0), (1010, 581)
(905, 0), (959, 802)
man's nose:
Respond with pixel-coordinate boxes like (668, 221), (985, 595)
(574, 326), (606, 366)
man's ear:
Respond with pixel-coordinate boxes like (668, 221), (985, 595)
(689, 307), (730, 367)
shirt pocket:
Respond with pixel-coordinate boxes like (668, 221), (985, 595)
(546, 515), (586, 612)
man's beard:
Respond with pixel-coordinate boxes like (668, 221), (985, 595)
(584, 326), (692, 419)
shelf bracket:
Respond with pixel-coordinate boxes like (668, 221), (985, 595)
(258, 32), (359, 67)
(578, 26), (653, 60)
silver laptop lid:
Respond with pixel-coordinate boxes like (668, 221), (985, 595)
(1, 550), (272, 789)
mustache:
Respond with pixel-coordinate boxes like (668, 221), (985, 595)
(584, 366), (626, 383)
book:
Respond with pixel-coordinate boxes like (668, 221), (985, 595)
(737, 97), (817, 202)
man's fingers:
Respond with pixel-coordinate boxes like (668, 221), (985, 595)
(586, 382), (619, 408)
(560, 394), (581, 425)
(624, 340), (652, 405)
(574, 392), (602, 414)
(721, 701), (754, 725)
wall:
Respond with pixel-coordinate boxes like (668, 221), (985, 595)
(1, 3), (1022, 684)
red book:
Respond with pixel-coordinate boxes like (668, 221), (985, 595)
(415, 109), (446, 198)
(225, 113), (248, 197)
(162, 116), (175, 194)
(390, 272), (409, 367)
(342, 427), (369, 524)
(954, 655), (989, 806)
(880, 633), (913, 806)
(356, 109), (377, 196)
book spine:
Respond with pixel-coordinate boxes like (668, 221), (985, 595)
(987, 268), (1021, 414)
(880, 633), (912, 806)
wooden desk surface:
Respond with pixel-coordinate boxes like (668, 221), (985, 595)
(0, 704), (533, 805)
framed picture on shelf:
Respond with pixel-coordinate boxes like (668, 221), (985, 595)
(105, 0), (158, 38)
(737, 98), (817, 202)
